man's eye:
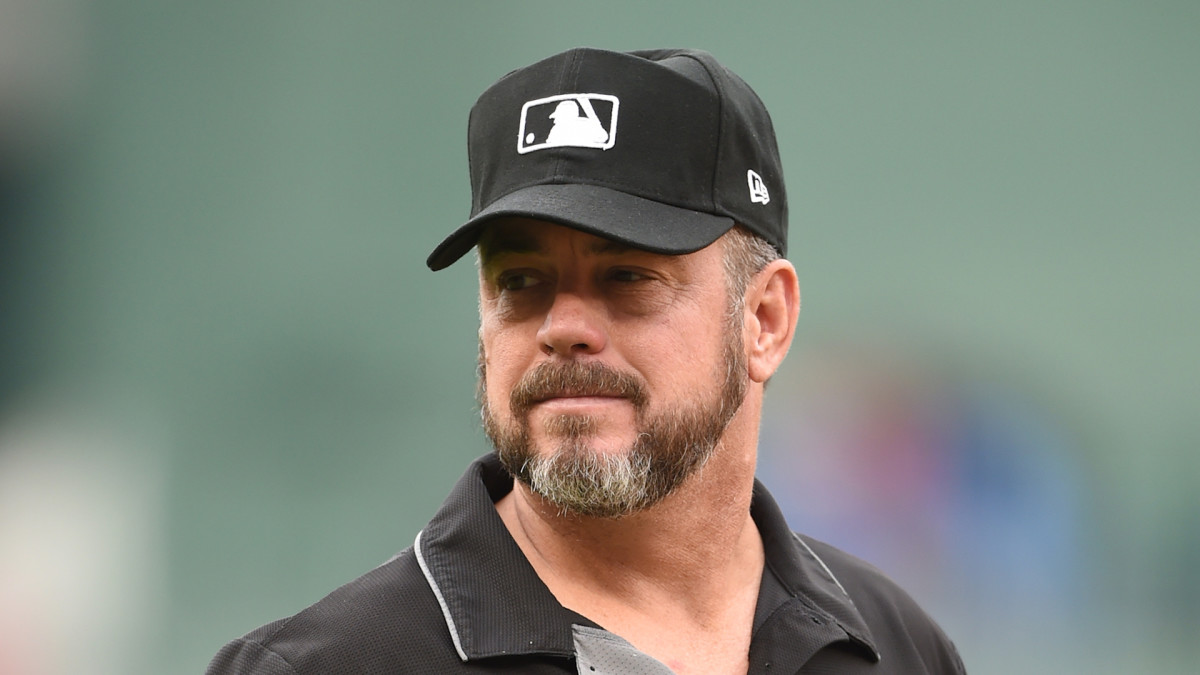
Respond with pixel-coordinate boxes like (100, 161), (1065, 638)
(498, 273), (540, 291)
(608, 269), (647, 283)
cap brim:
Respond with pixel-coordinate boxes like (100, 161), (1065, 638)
(426, 183), (735, 271)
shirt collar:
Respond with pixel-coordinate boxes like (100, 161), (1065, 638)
(415, 454), (879, 665)
(415, 455), (583, 661)
(750, 479), (882, 666)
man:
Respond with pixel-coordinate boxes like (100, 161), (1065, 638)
(208, 48), (965, 674)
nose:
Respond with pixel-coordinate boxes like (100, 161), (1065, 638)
(537, 290), (607, 356)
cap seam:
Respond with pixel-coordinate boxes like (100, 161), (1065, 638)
(678, 52), (724, 218)
(549, 50), (583, 183)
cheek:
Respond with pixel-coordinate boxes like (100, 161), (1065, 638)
(623, 321), (710, 388)
(479, 326), (532, 409)
(634, 302), (730, 392)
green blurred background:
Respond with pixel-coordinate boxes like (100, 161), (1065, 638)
(1, 1), (1196, 673)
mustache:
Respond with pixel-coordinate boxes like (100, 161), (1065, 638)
(510, 361), (648, 415)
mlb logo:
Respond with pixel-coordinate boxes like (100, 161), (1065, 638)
(517, 93), (620, 154)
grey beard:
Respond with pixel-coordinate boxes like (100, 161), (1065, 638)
(479, 329), (747, 519)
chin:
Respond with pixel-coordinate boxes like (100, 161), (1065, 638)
(529, 435), (636, 459)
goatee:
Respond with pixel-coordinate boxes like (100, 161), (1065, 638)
(480, 331), (747, 518)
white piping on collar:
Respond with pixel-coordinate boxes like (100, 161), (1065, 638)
(793, 533), (852, 601)
(794, 533), (883, 662)
(414, 529), (469, 661)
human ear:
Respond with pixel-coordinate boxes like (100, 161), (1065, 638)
(743, 259), (800, 384)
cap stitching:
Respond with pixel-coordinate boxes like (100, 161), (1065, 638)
(550, 50), (584, 183)
(677, 52), (724, 217)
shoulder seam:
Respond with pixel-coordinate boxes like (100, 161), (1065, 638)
(217, 637), (300, 675)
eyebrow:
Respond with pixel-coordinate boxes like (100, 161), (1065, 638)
(478, 231), (541, 263)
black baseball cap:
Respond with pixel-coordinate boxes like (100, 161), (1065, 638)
(426, 47), (788, 271)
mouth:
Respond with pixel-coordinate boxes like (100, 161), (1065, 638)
(532, 390), (628, 404)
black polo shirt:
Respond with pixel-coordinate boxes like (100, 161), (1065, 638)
(207, 455), (965, 674)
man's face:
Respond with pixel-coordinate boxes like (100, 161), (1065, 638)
(476, 218), (748, 518)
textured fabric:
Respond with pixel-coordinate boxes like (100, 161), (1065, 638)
(206, 454), (966, 674)
(572, 625), (677, 675)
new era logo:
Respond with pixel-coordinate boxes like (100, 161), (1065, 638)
(517, 93), (619, 154)
(747, 170), (770, 205)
